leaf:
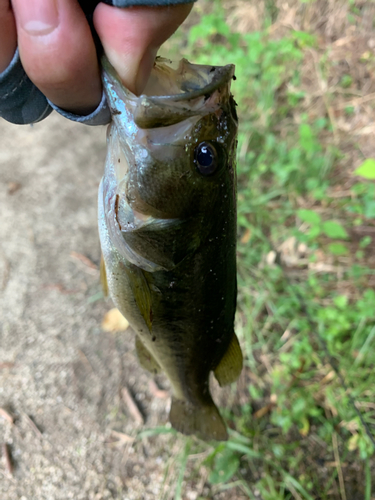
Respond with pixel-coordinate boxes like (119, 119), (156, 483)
(209, 448), (240, 484)
(174, 440), (191, 500)
(102, 308), (129, 332)
(333, 295), (348, 309)
(299, 124), (317, 155)
(359, 236), (372, 248)
(297, 209), (321, 225)
(307, 226), (321, 239)
(322, 221), (348, 239)
(328, 243), (349, 256)
(354, 159), (375, 179)
(348, 434), (359, 451)
(364, 201), (375, 219)
(298, 416), (310, 437)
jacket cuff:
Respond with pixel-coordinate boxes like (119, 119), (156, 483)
(0, 49), (52, 125)
(48, 91), (111, 126)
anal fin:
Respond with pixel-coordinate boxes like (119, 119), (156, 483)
(135, 337), (161, 375)
(169, 397), (228, 441)
(214, 332), (243, 387)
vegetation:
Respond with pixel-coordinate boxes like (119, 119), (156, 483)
(145, 1), (375, 498)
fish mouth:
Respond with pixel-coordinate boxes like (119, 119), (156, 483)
(102, 56), (235, 128)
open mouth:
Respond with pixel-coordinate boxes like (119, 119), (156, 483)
(102, 57), (235, 129)
(142, 57), (235, 99)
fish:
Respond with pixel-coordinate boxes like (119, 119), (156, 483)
(98, 56), (242, 441)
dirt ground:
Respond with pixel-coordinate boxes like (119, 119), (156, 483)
(0, 114), (216, 500)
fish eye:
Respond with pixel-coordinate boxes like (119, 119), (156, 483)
(194, 142), (218, 176)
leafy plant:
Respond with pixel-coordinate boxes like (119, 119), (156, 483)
(149, 2), (375, 498)
(355, 159), (375, 180)
(297, 209), (349, 242)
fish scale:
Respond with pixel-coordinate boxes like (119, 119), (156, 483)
(99, 56), (242, 441)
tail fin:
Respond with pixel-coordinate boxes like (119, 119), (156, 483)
(169, 397), (228, 441)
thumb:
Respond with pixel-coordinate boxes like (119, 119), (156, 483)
(93, 3), (193, 95)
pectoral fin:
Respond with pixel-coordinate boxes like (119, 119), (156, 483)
(122, 218), (200, 271)
(100, 254), (108, 297)
(123, 264), (153, 332)
(214, 332), (243, 387)
(135, 337), (161, 374)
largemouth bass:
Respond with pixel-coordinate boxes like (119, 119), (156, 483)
(99, 57), (242, 441)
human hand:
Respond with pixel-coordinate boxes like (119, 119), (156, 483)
(0, 0), (193, 115)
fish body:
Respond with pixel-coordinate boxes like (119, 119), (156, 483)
(99, 57), (242, 441)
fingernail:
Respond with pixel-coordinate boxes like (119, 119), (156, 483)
(134, 47), (159, 96)
(17, 0), (58, 36)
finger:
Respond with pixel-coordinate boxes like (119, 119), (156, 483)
(11, 0), (102, 114)
(0, 0), (17, 72)
(93, 2), (193, 95)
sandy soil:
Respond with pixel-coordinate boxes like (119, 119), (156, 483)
(0, 114), (217, 500)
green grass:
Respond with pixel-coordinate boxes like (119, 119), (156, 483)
(152, 1), (375, 498)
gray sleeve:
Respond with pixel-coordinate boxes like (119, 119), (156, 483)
(0, 50), (111, 126)
(0, 49), (52, 125)
(47, 90), (111, 126)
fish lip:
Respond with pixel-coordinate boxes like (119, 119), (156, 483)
(101, 56), (235, 101)
(140, 63), (235, 103)
(101, 56), (236, 128)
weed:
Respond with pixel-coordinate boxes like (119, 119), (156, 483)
(151, 1), (375, 498)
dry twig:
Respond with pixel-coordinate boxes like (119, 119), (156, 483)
(2, 443), (13, 476)
(70, 251), (98, 275)
(0, 408), (14, 425)
(121, 387), (144, 425)
(106, 430), (135, 448)
(23, 413), (43, 439)
(149, 380), (169, 400)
